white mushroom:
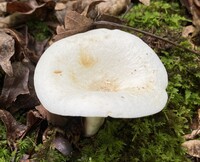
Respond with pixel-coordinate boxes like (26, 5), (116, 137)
(34, 29), (168, 137)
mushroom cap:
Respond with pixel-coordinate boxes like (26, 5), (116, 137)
(34, 29), (168, 118)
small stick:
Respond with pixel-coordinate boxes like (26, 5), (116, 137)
(94, 21), (200, 55)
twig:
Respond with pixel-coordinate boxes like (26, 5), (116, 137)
(94, 21), (200, 55)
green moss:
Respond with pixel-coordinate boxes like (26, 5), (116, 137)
(125, 1), (190, 31)
(27, 20), (51, 41)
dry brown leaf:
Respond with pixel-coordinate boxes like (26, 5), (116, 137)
(64, 10), (93, 30)
(182, 140), (200, 158)
(7, 1), (33, 14)
(56, 25), (66, 34)
(35, 105), (69, 127)
(0, 31), (14, 76)
(55, 0), (83, 13)
(51, 133), (73, 156)
(55, 2), (66, 11)
(8, 61), (40, 114)
(0, 109), (27, 150)
(81, 0), (104, 19)
(53, 10), (93, 41)
(96, 0), (131, 16)
(139, 0), (150, 6)
(26, 35), (49, 64)
(0, 0), (55, 27)
(184, 129), (200, 140)
(2, 28), (27, 62)
(182, 25), (196, 38)
(0, 2), (7, 16)
(0, 62), (30, 108)
(180, 0), (200, 28)
(6, 0), (55, 14)
(27, 110), (43, 127)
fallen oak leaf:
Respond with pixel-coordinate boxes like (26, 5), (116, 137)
(26, 35), (49, 64)
(36, 105), (69, 127)
(180, 0), (200, 28)
(0, 31), (15, 76)
(0, 109), (27, 150)
(0, 62), (29, 108)
(0, 0), (55, 28)
(51, 132), (73, 156)
(95, 0), (131, 16)
(0, 2), (6, 13)
(16, 110), (44, 140)
(64, 10), (93, 30)
(182, 25), (196, 38)
(53, 10), (93, 41)
(3, 27), (48, 64)
(26, 110), (43, 128)
(36, 105), (82, 147)
(2, 28), (26, 63)
(81, 0), (105, 19)
(184, 128), (200, 140)
(139, 0), (150, 6)
(182, 140), (200, 158)
(6, 0), (55, 15)
(7, 1), (33, 14)
(2, 28), (26, 46)
(7, 61), (40, 114)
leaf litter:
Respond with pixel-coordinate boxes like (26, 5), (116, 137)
(0, 0), (199, 160)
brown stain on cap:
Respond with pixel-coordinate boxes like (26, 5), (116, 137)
(79, 49), (97, 68)
(89, 79), (119, 92)
(54, 70), (62, 74)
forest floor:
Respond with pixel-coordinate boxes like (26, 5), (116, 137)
(0, 0), (200, 161)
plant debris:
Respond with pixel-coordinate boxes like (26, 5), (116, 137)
(0, 31), (14, 76)
(0, 109), (27, 150)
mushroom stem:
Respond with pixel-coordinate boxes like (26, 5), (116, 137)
(84, 117), (105, 137)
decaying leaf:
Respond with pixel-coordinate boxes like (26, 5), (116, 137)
(0, 2), (7, 13)
(36, 105), (69, 127)
(2, 27), (30, 63)
(7, 61), (40, 114)
(26, 35), (49, 64)
(96, 0), (131, 15)
(180, 0), (200, 27)
(81, 0), (104, 19)
(0, 109), (27, 150)
(51, 132), (73, 156)
(0, 31), (15, 76)
(180, 0), (200, 47)
(182, 25), (196, 38)
(180, 2), (200, 25)
(184, 129), (200, 140)
(53, 10), (93, 41)
(64, 10), (93, 30)
(26, 110), (43, 129)
(7, 1), (33, 14)
(0, 0), (55, 28)
(55, 2), (66, 11)
(184, 108), (200, 140)
(55, 0), (130, 16)
(139, 0), (150, 6)
(0, 62), (30, 107)
(36, 105), (83, 148)
(182, 140), (200, 158)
